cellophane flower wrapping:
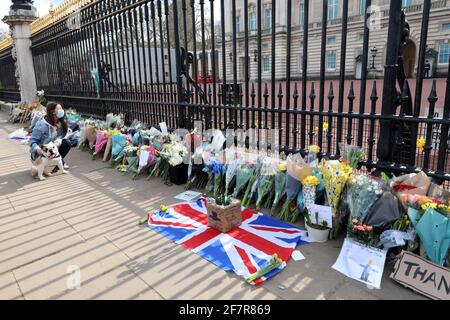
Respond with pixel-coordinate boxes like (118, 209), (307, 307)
(225, 157), (239, 196)
(271, 163), (287, 214)
(303, 185), (316, 213)
(242, 160), (262, 207)
(137, 146), (158, 174)
(95, 130), (109, 155)
(256, 159), (277, 210)
(347, 175), (384, 222)
(339, 143), (365, 169)
(232, 162), (256, 198)
(111, 133), (128, 158)
(277, 153), (312, 222)
(321, 160), (353, 218)
(213, 162), (226, 199)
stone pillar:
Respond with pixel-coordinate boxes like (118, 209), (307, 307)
(2, 2), (38, 103)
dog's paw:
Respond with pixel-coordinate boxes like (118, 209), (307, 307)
(61, 170), (68, 174)
(38, 176), (46, 181)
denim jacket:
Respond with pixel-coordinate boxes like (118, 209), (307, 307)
(29, 119), (64, 159)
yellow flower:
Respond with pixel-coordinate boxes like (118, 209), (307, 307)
(277, 162), (287, 172)
(314, 127), (319, 135)
(108, 129), (120, 135)
(303, 175), (320, 187)
(323, 122), (329, 130)
(309, 145), (321, 154)
(255, 120), (259, 128)
(160, 204), (169, 212)
(416, 137), (426, 150)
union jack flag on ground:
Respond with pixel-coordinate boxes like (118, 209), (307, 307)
(147, 198), (309, 284)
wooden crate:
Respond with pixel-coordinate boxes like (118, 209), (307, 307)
(207, 199), (242, 233)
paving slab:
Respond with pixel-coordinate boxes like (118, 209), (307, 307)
(12, 237), (146, 300)
(0, 215), (84, 274)
(127, 245), (278, 300)
(0, 272), (23, 300)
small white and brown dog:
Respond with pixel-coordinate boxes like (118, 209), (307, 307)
(31, 142), (68, 181)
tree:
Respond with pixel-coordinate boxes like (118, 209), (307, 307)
(0, 28), (9, 42)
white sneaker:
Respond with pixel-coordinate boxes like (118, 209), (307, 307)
(63, 164), (70, 170)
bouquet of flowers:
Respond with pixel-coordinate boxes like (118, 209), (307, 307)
(255, 159), (277, 210)
(135, 146), (159, 178)
(232, 161), (257, 198)
(348, 218), (377, 247)
(225, 158), (239, 197)
(339, 143), (365, 169)
(321, 160), (353, 218)
(392, 171), (431, 196)
(347, 175), (384, 221)
(110, 133), (130, 167)
(66, 109), (81, 125)
(105, 113), (124, 130)
(278, 153), (314, 223)
(185, 145), (208, 190)
(160, 136), (188, 168)
(213, 162), (226, 199)
(94, 130), (109, 156)
(270, 161), (287, 214)
(117, 144), (139, 173)
(302, 175), (321, 213)
(203, 159), (221, 197)
(242, 160), (262, 207)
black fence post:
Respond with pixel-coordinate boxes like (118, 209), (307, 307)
(377, 1), (403, 171)
(172, 0), (185, 129)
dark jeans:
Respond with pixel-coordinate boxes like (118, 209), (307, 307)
(59, 139), (71, 163)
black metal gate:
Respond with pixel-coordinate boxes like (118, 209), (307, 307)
(0, 0), (449, 185)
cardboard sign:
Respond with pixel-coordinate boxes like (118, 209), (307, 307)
(332, 238), (387, 289)
(309, 204), (333, 228)
(174, 191), (203, 202)
(390, 251), (450, 300)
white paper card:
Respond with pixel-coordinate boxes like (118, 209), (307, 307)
(159, 122), (168, 136)
(139, 150), (150, 166)
(291, 250), (306, 261)
(332, 238), (387, 289)
(309, 204), (333, 228)
(175, 191), (203, 202)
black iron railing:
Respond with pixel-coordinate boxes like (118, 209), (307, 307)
(0, 50), (20, 102)
(0, 0), (448, 186)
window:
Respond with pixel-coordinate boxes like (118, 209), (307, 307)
(360, 0), (366, 15)
(438, 43), (450, 64)
(265, 9), (272, 29)
(299, 3), (305, 26)
(236, 16), (241, 33)
(327, 36), (336, 45)
(327, 51), (337, 70)
(298, 55), (303, 72)
(249, 12), (257, 30)
(263, 57), (270, 73)
(402, 0), (412, 7)
(443, 23), (450, 32)
(328, 0), (338, 21)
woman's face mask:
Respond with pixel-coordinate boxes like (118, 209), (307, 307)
(56, 109), (65, 119)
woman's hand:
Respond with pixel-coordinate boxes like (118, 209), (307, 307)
(35, 147), (44, 156)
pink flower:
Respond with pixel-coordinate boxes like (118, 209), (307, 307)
(366, 226), (373, 232)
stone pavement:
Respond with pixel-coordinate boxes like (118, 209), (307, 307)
(0, 111), (425, 300)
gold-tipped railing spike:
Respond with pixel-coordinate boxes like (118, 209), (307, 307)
(0, 0), (94, 53)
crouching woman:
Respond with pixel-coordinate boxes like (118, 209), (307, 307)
(29, 102), (71, 173)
